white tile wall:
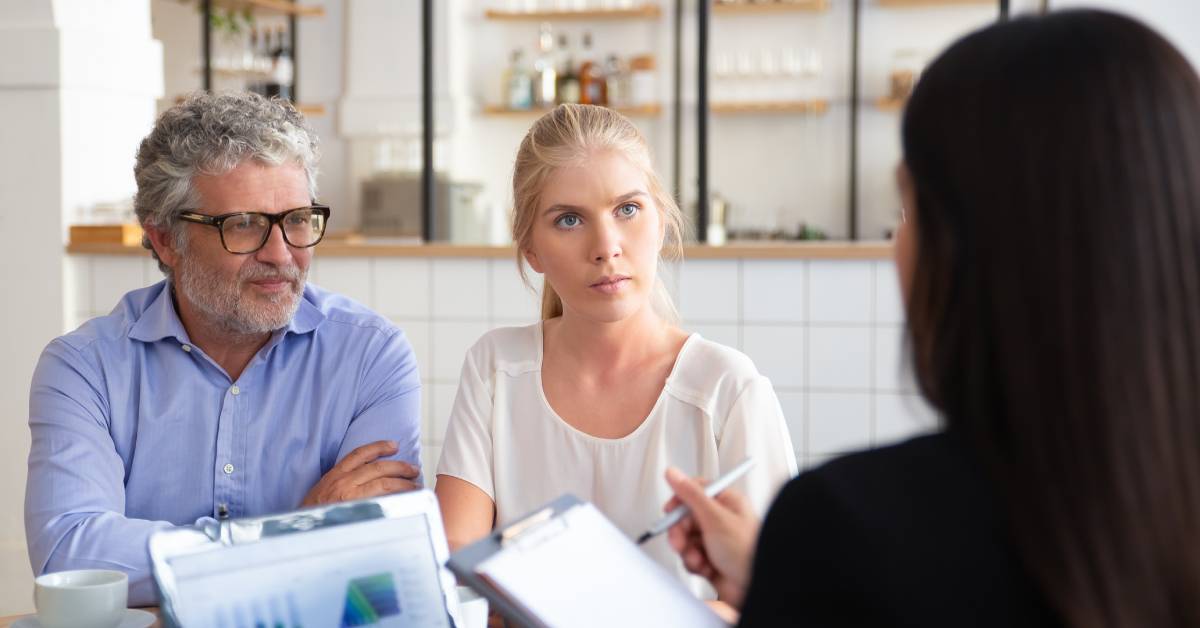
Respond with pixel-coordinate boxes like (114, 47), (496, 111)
(809, 392), (873, 456)
(874, 325), (916, 393)
(394, 319), (431, 380)
(743, 325), (806, 388)
(809, 260), (873, 324)
(491, 261), (541, 324)
(311, 257), (372, 307)
(874, 393), (939, 447)
(426, 382), (460, 446)
(874, 260), (905, 324)
(432, 259), (490, 320)
(808, 327), (872, 390)
(69, 253), (937, 483)
(91, 256), (146, 314)
(375, 258), (431, 319)
(776, 390), (806, 458)
(742, 260), (806, 323)
(65, 256), (91, 324)
(680, 260), (739, 323)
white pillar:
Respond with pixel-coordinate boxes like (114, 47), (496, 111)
(0, 0), (161, 613)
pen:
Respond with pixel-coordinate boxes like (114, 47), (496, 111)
(636, 458), (756, 545)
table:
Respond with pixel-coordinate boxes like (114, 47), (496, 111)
(0, 608), (161, 627)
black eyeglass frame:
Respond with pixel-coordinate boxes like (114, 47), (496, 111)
(177, 204), (331, 254)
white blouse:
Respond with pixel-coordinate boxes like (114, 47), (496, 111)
(436, 322), (798, 598)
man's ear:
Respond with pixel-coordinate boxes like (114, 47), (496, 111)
(144, 225), (181, 271)
(523, 248), (544, 274)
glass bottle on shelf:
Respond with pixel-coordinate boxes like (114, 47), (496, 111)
(246, 27), (268, 95)
(265, 25), (293, 101)
(504, 49), (534, 111)
(241, 27), (257, 72)
(604, 54), (628, 108)
(533, 23), (558, 108)
(579, 32), (606, 105)
(557, 34), (581, 105)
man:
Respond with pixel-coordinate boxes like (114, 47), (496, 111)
(25, 92), (422, 605)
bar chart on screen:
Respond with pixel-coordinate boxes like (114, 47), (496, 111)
(342, 573), (403, 627)
(167, 516), (451, 627)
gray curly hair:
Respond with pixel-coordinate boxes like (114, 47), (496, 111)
(133, 91), (321, 273)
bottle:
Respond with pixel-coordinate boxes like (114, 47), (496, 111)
(265, 26), (293, 101)
(556, 34), (580, 105)
(504, 49), (533, 110)
(629, 54), (656, 107)
(604, 54), (628, 108)
(245, 27), (264, 95)
(533, 23), (558, 108)
(578, 32), (606, 106)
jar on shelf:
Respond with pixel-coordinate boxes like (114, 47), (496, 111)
(629, 54), (656, 107)
(888, 49), (923, 102)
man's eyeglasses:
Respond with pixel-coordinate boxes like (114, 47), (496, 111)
(178, 205), (331, 254)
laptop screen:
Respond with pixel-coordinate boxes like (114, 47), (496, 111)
(164, 514), (453, 627)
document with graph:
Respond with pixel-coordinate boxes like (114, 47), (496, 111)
(149, 491), (460, 628)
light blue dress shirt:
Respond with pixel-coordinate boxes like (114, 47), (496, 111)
(25, 280), (422, 605)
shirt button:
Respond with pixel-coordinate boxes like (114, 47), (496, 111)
(181, 344), (192, 353)
(230, 385), (240, 395)
(223, 463), (234, 475)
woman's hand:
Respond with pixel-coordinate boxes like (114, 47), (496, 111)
(663, 467), (761, 609)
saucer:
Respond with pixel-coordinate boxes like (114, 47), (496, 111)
(13, 608), (156, 628)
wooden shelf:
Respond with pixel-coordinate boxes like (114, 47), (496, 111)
(875, 0), (994, 7)
(296, 103), (326, 117)
(875, 97), (906, 111)
(711, 99), (828, 114)
(482, 103), (662, 117)
(714, 0), (830, 15)
(213, 0), (325, 17)
(484, 5), (661, 20)
(66, 238), (893, 260)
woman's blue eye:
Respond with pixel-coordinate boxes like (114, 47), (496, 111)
(618, 203), (640, 218)
(555, 214), (581, 228)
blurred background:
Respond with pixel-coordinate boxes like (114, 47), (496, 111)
(1, 0), (1197, 614)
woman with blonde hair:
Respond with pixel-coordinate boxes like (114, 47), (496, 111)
(435, 104), (796, 597)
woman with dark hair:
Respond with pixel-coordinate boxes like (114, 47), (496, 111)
(663, 9), (1200, 627)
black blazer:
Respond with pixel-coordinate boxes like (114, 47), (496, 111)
(738, 432), (1060, 627)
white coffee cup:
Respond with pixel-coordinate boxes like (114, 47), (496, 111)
(455, 585), (489, 628)
(34, 569), (128, 628)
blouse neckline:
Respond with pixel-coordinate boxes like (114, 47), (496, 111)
(533, 319), (700, 444)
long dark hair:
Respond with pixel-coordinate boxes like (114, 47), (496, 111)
(902, 10), (1200, 627)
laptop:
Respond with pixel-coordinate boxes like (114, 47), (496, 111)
(149, 490), (460, 627)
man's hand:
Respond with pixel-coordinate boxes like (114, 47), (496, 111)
(300, 440), (421, 507)
(663, 467), (761, 609)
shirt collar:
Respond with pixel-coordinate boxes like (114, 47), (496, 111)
(128, 281), (325, 343)
(285, 287), (324, 336)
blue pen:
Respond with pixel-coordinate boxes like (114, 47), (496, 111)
(636, 458), (756, 545)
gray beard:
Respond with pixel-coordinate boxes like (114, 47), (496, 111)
(175, 254), (305, 336)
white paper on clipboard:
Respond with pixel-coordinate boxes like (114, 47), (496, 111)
(474, 502), (725, 628)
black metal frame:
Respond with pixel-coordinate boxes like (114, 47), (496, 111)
(695, 0), (1008, 242)
(422, 0), (435, 241)
(696, 0), (710, 242)
(411, 0), (1012, 243)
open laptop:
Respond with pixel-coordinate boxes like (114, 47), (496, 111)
(149, 490), (459, 628)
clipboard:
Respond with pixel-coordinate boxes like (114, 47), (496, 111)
(149, 490), (461, 628)
(447, 494), (726, 628)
